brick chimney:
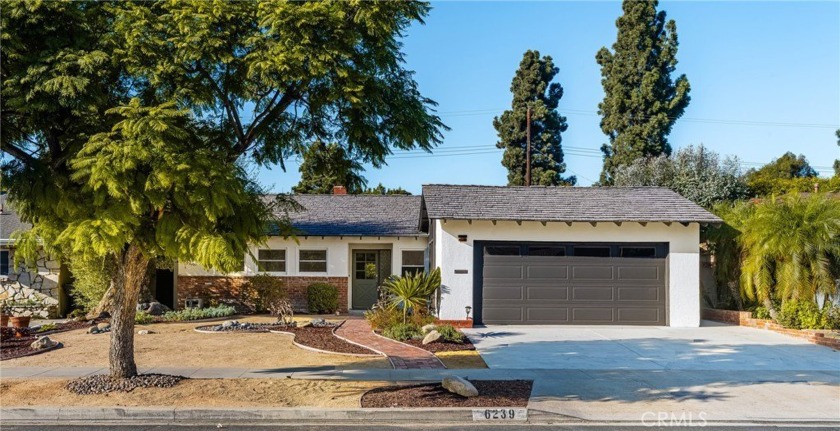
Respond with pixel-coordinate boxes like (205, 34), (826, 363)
(332, 185), (347, 195)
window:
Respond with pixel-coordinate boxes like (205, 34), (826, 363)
(299, 249), (327, 272)
(401, 250), (425, 276)
(528, 246), (566, 257)
(355, 252), (377, 279)
(573, 246), (611, 257)
(0, 250), (8, 276)
(620, 247), (657, 258)
(484, 246), (521, 256)
(257, 249), (285, 272)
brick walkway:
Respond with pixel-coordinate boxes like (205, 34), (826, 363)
(335, 319), (445, 369)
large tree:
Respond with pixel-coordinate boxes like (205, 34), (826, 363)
(834, 129), (839, 177)
(494, 50), (574, 186)
(744, 152), (818, 196)
(596, 0), (691, 184)
(293, 141), (367, 194)
(2, 0), (444, 378)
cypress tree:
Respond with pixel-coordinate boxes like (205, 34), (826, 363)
(293, 141), (368, 194)
(494, 50), (575, 186)
(597, 0), (691, 184)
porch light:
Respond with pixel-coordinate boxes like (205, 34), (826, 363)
(465, 306), (472, 320)
(458, 235), (468, 242)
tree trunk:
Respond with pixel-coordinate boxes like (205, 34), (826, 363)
(109, 244), (150, 379)
(763, 297), (778, 321)
(727, 281), (743, 311)
(89, 283), (116, 319)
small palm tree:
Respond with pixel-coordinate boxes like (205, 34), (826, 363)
(707, 201), (756, 310)
(382, 268), (441, 324)
(739, 194), (840, 316)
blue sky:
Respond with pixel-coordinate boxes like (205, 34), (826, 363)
(257, 0), (840, 194)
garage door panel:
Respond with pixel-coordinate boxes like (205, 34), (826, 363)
(527, 286), (569, 300)
(481, 245), (667, 325)
(572, 266), (614, 280)
(527, 265), (569, 279)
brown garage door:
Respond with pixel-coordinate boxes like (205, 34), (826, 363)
(479, 243), (667, 325)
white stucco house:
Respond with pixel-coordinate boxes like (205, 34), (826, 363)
(177, 185), (721, 327)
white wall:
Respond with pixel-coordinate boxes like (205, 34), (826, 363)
(177, 235), (427, 310)
(433, 219), (701, 327)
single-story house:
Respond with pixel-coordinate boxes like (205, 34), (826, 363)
(178, 185), (721, 327)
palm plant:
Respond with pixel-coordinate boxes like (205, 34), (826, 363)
(706, 201), (756, 309)
(381, 268), (441, 324)
(739, 194), (840, 317)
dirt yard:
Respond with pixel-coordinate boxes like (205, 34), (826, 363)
(3, 316), (390, 369)
(0, 378), (383, 408)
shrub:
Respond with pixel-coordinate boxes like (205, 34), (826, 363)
(364, 300), (401, 331)
(240, 274), (286, 313)
(752, 306), (771, 320)
(778, 300), (825, 330)
(135, 311), (154, 324)
(381, 268), (441, 324)
(823, 306), (840, 330)
(383, 323), (421, 341)
(162, 305), (236, 322)
(67, 255), (113, 313)
(436, 324), (465, 343)
(307, 283), (339, 314)
(36, 323), (58, 333)
(409, 311), (436, 328)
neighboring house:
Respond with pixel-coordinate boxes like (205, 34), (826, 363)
(178, 185), (721, 327)
(0, 193), (61, 318)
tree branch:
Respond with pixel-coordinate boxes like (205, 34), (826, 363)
(195, 63), (246, 148)
(235, 83), (300, 157)
(2, 143), (37, 165)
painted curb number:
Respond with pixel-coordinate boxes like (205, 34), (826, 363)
(472, 408), (527, 421)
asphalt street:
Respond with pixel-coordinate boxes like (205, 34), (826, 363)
(3, 425), (836, 431)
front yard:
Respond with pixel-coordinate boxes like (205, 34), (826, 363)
(3, 316), (390, 370)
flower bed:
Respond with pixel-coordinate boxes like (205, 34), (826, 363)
(398, 337), (476, 353)
(361, 380), (532, 408)
(1, 327), (62, 361)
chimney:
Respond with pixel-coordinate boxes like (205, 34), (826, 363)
(332, 185), (347, 195)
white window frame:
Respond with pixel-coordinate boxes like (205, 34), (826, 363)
(255, 248), (287, 274)
(298, 248), (328, 274)
(400, 249), (426, 276)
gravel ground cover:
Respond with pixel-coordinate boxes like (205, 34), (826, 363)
(66, 374), (185, 395)
(361, 380), (533, 408)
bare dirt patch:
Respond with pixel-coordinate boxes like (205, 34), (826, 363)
(361, 380), (532, 408)
(1, 378), (382, 408)
(2, 316), (389, 369)
(435, 350), (488, 369)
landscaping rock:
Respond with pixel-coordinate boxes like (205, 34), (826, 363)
(309, 318), (326, 327)
(146, 302), (168, 316)
(97, 322), (111, 331)
(137, 330), (154, 335)
(30, 336), (58, 350)
(136, 303), (150, 311)
(66, 374), (185, 395)
(422, 330), (442, 345)
(221, 320), (238, 328)
(421, 324), (437, 334)
(87, 327), (99, 334)
(441, 376), (479, 398)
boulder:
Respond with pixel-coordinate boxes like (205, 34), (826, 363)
(31, 336), (58, 350)
(221, 320), (238, 328)
(136, 303), (150, 311)
(97, 322), (111, 331)
(441, 376), (478, 398)
(137, 330), (153, 335)
(309, 318), (326, 327)
(146, 302), (168, 316)
(422, 330), (442, 345)
(87, 327), (99, 334)
(421, 324), (437, 334)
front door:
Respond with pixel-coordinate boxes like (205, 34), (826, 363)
(352, 250), (391, 309)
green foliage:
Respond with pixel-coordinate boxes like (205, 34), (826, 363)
(382, 268), (441, 324)
(597, 0), (691, 183)
(436, 324), (465, 343)
(307, 283), (339, 314)
(383, 323), (421, 341)
(364, 301), (403, 331)
(362, 183), (412, 195)
(778, 300), (827, 330)
(37, 323), (58, 333)
(494, 50), (574, 186)
(293, 141), (368, 194)
(66, 255), (113, 313)
(613, 145), (749, 208)
(161, 305), (236, 322)
(745, 152), (819, 196)
(135, 311), (154, 325)
(835, 129), (839, 177)
(746, 176), (840, 197)
(752, 306), (772, 320)
(240, 274), (286, 313)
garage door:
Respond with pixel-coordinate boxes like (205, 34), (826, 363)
(477, 243), (667, 325)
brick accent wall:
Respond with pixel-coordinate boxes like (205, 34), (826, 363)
(702, 308), (840, 350)
(177, 276), (349, 313)
(436, 319), (474, 328)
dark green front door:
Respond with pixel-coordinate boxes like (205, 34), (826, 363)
(352, 250), (381, 309)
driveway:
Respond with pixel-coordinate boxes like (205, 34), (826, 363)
(462, 321), (840, 370)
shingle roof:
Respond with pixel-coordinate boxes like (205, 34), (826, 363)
(269, 194), (425, 237)
(0, 194), (31, 242)
(421, 185), (722, 224)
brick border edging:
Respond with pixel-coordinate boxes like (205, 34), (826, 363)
(702, 308), (840, 350)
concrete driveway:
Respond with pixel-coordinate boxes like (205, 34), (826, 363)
(462, 321), (840, 370)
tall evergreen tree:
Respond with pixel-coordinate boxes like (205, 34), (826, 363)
(494, 50), (574, 186)
(596, 0), (691, 184)
(834, 129), (839, 177)
(2, 0), (444, 378)
(293, 142), (367, 194)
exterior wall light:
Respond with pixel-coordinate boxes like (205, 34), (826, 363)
(465, 305), (472, 320)
(458, 235), (468, 242)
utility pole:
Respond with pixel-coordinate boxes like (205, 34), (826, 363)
(525, 105), (531, 187)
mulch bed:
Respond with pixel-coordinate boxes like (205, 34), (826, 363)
(67, 374), (186, 395)
(361, 380), (533, 408)
(276, 325), (377, 355)
(400, 338), (476, 353)
(1, 327), (64, 361)
(35, 319), (100, 336)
